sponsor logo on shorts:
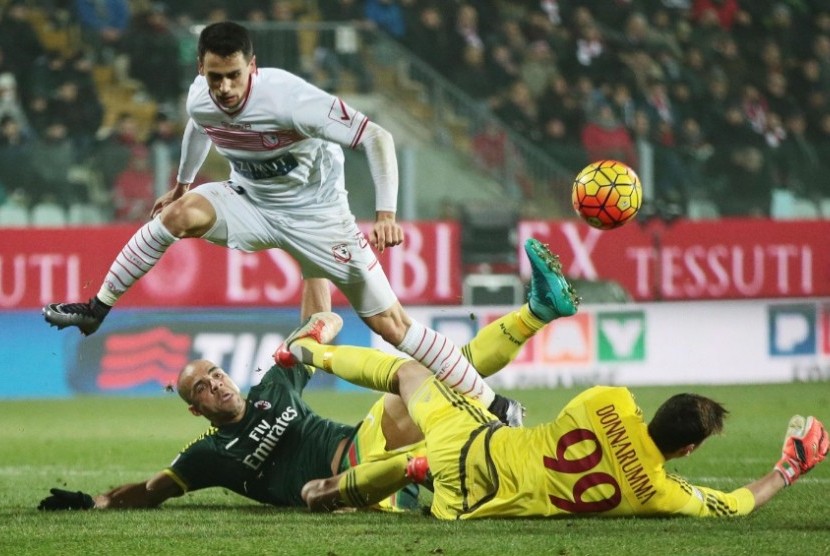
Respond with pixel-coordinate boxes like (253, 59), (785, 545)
(332, 243), (352, 263)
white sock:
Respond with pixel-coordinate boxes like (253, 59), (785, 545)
(397, 320), (495, 406)
(97, 217), (178, 306)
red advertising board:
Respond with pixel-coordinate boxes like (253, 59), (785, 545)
(0, 222), (462, 309)
(518, 219), (830, 301)
(2, 219), (829, 308)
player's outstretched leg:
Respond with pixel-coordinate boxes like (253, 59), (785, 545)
(42, 298), (111, 336)
(524, 238), (579, 322)
(274, 311), (344, 366)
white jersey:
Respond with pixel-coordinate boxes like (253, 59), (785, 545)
(179, 68), (371, 216)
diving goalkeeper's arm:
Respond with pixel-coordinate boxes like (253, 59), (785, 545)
(747, 415), (829, 509)
(38, 471), (183, 510)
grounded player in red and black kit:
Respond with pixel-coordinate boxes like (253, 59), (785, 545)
(42, 20), (530, 426)
(38, 240), (577, 512)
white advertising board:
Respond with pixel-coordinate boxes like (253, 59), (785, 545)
(370, 299), (830, 387)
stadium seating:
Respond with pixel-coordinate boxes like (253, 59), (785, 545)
(0, 201), (30, 227)
(30, 201), (68, 227)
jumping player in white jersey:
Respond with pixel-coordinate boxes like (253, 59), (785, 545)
(43, 22), (576, 425)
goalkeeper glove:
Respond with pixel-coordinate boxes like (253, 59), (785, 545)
(38, 488), (95, 511)
(774, 415), (829, 486)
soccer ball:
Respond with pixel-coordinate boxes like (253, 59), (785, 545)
(571, 160), (643, 230)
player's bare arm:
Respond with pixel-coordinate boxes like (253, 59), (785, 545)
(372, 211), (404, 253)
(360, 122), (400, 252)
(39, 472), (183, 511)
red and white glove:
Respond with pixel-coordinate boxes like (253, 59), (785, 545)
(774, 415), (829, 486)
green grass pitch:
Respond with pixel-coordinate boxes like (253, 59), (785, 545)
(2, 383), (828, 556)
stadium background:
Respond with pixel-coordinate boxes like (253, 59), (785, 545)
(1, 0), (830, 399)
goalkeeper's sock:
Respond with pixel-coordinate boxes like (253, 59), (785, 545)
(461, 305), (543, 377)
(337, 454), (412, 508)
(291, 340), (404, 393)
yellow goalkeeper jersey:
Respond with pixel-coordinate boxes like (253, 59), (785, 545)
(425, 385), (756, 519)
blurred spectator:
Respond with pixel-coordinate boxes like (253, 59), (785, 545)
(580, 102), (638, 167)
(113, 145), (155, 222)
(567, 22), (615, 82)
(739, 83), (770, 136)
(676, 116), (714, 198)
(146, 112), (181, 199)
(316, 0), (374, 93)
(121, 3), (181, 108)
(364, 0), (406, 41)
(812, 112), (830, 180)
(648, 8), (683, 58)
(610, 81), (637, 128)
(266, 0), (304, 76)
(765, 2), (806, 60)
(0, 72), (32, 138)
(537, 74), (585, 134)
(709, 146), (775, 217)
(471, 120), (508, 173)
(486, 43), (522, 92)
(29, 53), (73, 99)
(0, 1), (45, 96)
(762, 111), (786, 149)
(0, 115), (33, 201)
(495, 80), (542, 143)
(520, 40), (559, 100)
(639, 77), (676, 136)
(690, 0), (742, 31)
(73, 0), (131, 64)
(25, 95), (51, 136)
(812, 34), (830, 91)
(449, 3), (485, 67)
(453, 45), (497, 102)
(90, 112), (141, 190)
(753, 40), (787, 85)
(709, 34), (749, 86)
(538, 116), (588, 171)
(30, 122), (76, 205)
(709, 101), (764, 161)
(698, 72), (733, 133)
(667, 79), (700, 125)
(49, 78), (103, 160)
(762, 71), (799, 120)
(794, 62), (830, 139)
(776, 111), (825, 201)
(631, 108), (687, 205)
(679, 46), (710, 99)
(493, 18), (528, 61)
(404, 4), (454, 77)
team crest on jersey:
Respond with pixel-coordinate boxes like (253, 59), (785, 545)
(328, 98), (355, 128)
(261, 133), (284, 148)
(254, 400), (271, 411)
(332, 243), (352, 263)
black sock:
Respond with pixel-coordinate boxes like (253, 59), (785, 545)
(90, 296), (112, 318)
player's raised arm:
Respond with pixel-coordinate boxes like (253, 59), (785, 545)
(359, 122), (403, 252)
(38, 472), (184, 511)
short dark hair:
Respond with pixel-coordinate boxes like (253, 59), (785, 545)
(198, 21), (254, 61)
(647, 393), (728, 454)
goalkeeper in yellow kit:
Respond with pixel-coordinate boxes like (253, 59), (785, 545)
(291, 246), (829, 519)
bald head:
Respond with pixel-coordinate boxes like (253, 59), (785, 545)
(177, 359), (216, 403)
(177, 359), (246, 425)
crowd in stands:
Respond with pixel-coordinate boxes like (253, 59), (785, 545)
(2, 0), (830, 226)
